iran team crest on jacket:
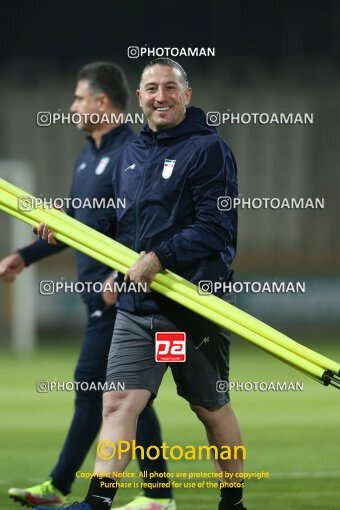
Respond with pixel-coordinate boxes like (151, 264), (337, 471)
(162, 159), (176, 179)
(95, 156), (110, 175)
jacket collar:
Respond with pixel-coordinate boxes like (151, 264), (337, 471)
(140, 106), (216, 143)
(87, 124), (133, 151)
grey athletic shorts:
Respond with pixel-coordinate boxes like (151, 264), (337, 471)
(106, 294), (234, 408)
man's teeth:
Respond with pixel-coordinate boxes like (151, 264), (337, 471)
(156, 107), (170, 111)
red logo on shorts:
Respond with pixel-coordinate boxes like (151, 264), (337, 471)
(155, 332), (186, 362)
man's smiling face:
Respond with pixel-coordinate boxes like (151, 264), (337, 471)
(137, 64), (192, 132)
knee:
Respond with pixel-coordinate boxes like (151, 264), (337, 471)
(190, 403), (222, 429)
(190, 404), (211, 424)
(102, 391), (137, 420)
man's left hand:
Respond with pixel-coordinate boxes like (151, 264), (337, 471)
(101, 273), (118, 306)
(124, 251), (162, 291)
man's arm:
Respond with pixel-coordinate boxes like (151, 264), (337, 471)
(0, 251), (26, 282)
(32, 207), (117, 253)
(124, 250), (162, 291)
(90, 211), (117, 238)
(152, 140), (238, 271)
(124, 140), (237, 287)
(0, 176), (77, 282)
(0, 228), (68, 283)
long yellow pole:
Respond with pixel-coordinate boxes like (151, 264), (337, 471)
(0, 190), (333, 385)
(1, 178), (339, 377)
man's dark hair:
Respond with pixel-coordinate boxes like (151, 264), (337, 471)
(77, 62), (129, 111)
(140, 58), (189, 88)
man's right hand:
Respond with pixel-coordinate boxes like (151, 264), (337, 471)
(0, 253), (25, 282)
(33, 223), (58, 245)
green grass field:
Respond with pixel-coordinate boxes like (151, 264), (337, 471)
(0, 337), (339, 510)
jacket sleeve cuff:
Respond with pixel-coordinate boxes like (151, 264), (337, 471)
(17, 247), (32, 267)
(17, 239), (66, 267)
(152, 243), (176, 271)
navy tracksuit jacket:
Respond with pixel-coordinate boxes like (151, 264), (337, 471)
(18, 124), (136, 308)
(95, 106), (238, 315)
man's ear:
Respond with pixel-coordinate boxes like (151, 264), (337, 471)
(97, 93), (108, 111)
(136, 89), (142, 107)
(184, 87), (192, 106)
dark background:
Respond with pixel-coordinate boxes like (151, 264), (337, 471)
(1, 0), (339, 71)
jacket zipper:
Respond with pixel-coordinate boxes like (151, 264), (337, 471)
(133, 135), (158, 310)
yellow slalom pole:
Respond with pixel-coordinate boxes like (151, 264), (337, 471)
(0, 178), (138, 264)
(0, 199), (328, 384)
(0, 189), (136, 272)
(1, 178), (339, 375)
(159, 277), (340, 374)
(0, 202), (129, 276)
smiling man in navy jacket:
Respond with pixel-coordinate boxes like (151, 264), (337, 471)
(1, 62), (174, 510)
(35, 58), (246, 510)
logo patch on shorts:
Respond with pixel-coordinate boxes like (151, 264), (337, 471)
(155, 332), (186, 362)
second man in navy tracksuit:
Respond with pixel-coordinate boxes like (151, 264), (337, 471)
(1, 62), (174, 510)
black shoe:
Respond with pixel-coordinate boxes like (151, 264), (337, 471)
(219, 507), (247, 510)
(218, 504), (247, 510)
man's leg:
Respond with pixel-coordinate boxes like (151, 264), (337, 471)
(34, 310), (167, 510)
(136, 405), (172, 500)
(53, 306), (172, 502)
(82, 311), (169, 510)
(50, 305), (116, 495)
(190, 403), (245, 510)
(9, 304), (115, 508)
(10, 307), (173, 508)
(95, 390), (151, 474)
(109, 404), (174, 508)
(157, 294), (247, 510)
(190, 403), (243, 473)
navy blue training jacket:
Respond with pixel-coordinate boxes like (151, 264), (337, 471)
(95, 106), (238, 315)
(18, 124), (136, 306)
